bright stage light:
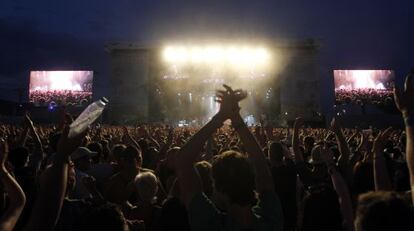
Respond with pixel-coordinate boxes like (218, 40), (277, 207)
(163, 47), (189, 63)
(162, 45), (272, 67)
(49, 71), (83, 91)
(352, 70), (376, 89)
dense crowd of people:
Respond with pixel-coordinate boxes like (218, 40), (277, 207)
(29, 90), (92, 107)
(335, 89), (395, 109)
(0, 74), (413, 231)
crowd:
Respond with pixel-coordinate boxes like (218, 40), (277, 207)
(335, 89), (395, 109)
(29, 90), (92, 107)
(0, 74), (413, 231)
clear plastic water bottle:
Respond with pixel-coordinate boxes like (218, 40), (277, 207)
(68, 97), (109, 138)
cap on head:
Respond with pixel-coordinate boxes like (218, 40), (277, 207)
(71, 147), (98, 161)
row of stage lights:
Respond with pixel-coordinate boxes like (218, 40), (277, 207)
(162, 45), (272, 66)
(161, 90), (274, 103)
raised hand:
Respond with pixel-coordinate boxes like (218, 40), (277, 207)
(321, 144), (335, 167)
(372, 127), (393, 191)
(330, 117), (341, 133)
(57, 125), (87, 160)
(396, 72), (414, 205)
(294, 117), (304, 129)
(394, 72), (414, 116)
(0, 139), (9, 171)
(137, 126), (147, 138)
(24, 114), (34, 128)
(166, 127), (174, 144)
(265, 126), (275, 141)
(322, 144), (355, 230)
(142, 126), (150, 137)
(358, 131), (369, 152)
(175, 85), (245, 208)
(0, 139), (26, 231)
(215, 84), (247, 119)
(122, 126), (129, 134)
(372, 127), (392, 154)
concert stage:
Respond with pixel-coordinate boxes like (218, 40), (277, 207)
(105, 40), (324, 125)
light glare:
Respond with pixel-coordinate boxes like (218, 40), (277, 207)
(162, 45), (271, 67)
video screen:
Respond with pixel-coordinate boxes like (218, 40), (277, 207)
(334, 70), (394, 90)
(29, 71), (93, 106)
(334, 70), (394, 106)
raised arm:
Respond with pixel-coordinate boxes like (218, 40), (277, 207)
(176, 113), (225, 207)
(357, 131), (367, 153)
(232, 113), (275, 194)
(158, 128), (174, 160)
(176, 85), (247, 207)
(0, 140), (26, 231)
(347, 130), (358, 145)
(23, 125), (86, 231)
(16, 119), (30, 147)
(394, 71), (414, 204)
(321, 145), (354, 231)
(372, 128), (393, 191)
(254, 125), (267, 148)
(122, 126), (141, 151)
(281, 142), (293, 161)
(144, 127), (161, 150)
(218, 86), (274, 193)
(25, 115), (45, 171)
(292, 117), (318, 187)
(203, 136), (215, 161)
(292, 117), (304, 162)
(265, 126), (275, 142)
(330, 117), (351, 165)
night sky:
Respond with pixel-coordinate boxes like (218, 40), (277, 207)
(1, 0), (413, 101)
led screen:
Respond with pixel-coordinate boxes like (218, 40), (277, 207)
(29, 71), (93, 106)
